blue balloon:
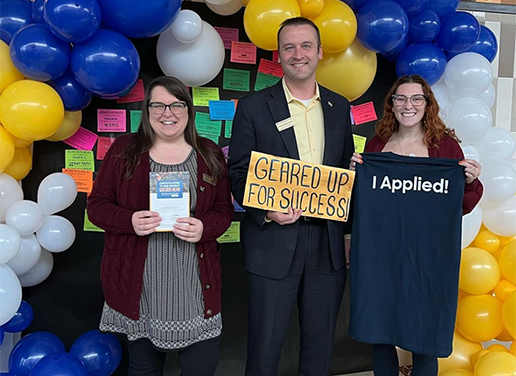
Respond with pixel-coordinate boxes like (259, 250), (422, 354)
(393, 0), (427, 17)
(408, 9), (441, 43)
(0, 373), (17, 376)
(382, 32), (408, 62)
(69, 330), (122, 376)
(49, 69), (93, 111)
(435, 11), (480, 53)
(356, 0), (409, 54)
(71, 29), (140, 98)
(32, 0), (46, 23)
(9, 23), (70, 81)
(0, 327), (4, 346)
(3, 301), (33, 333)
(96, 0), (180, 38)
(425, 0), (459, 19)
(8, 332), (65, 376)
(43, 0), (101, 43)
(396, 43), (447, 85)
(0, 0), (34, 44)
(341, 0), (371, 12)
(466, 25), (498, 63)
(30, 353), (88, 376)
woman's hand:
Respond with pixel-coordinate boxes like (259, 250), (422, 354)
(459, 159), (481, 184)
(173, 217), (204, 243)
(132, 211), (162, 236)
(349, 152), (363, 171)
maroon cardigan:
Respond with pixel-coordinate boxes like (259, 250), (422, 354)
(365, 135), (483, 214)
(87, 135), (233, 320)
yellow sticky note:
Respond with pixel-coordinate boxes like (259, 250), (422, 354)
(353, 134), (367, 154)
(192, 87), (220, 107)
(217, 221), (240, 243)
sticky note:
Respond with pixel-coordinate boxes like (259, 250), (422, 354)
(254, 72), (281, 92)
(97, 109), (126, 132)
(224, 121), (232, 139)
(258, 59), (283, 78)
(63, 127), (98, 151)
(350, 102), (378, 125)
(209, 101), (235, 121)
(65, 150), (95, 171)
(230, 41), (257, 64)
(221, 145), (229, 159)
(223, 68), (250, 92)
(96, 136), (116, 160)
(195, 112), (222, 136)
(214, 26), (239, 49)
(130, 110), (142, 133)
(62, 168), (93, 193)
(353, 134), (367, 153)
(84, 210), (104, 232)
(192, 87), (220, 107)
(117, 79), (145, 103)
(217, 221), (240, 243)
(200, 134), (219, 145)
(272, 51), (279, 63)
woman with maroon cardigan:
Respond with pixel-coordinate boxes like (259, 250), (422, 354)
(87, 76), (233, 376)
(349, 75), (483, 376)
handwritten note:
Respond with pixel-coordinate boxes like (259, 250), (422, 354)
(209, 101), (235, 121)
(214, 26), (239, 49)
(117, 79), (145, 103)
(195, 112), (222, 136)
(254, 72), (281, 92)
(97, 109), (126, 132)
(353, 134), (367, 153)
(96, 136), (116, 160)
(63, 127), (98, 151)
(62, 168), (93, 193)
(65, 150), (95, 171)
(130, 110), (142, 133)
(258, 59), (283, 77)
(223, 68), (250, 92)
(350, 102), (377, 125)
(230, 41), (257, 64)
(192, 87), (220, 107)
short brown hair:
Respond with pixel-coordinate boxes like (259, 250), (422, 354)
(277, 17), (321, 49)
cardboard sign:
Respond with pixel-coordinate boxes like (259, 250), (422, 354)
(243, 151), (355, 221)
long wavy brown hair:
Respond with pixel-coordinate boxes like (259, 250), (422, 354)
(120, 76), (225, 181)
(376, 75), (459, 149)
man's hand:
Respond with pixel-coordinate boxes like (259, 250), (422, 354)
(266, 207), (303, 225)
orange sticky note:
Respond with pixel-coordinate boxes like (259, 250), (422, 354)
(96, 136), (116, 160)
(230, 41), (257, 64)
(350, 102), (378, 125)
(62, 168), (93, 193)
(258, 59), (283, 78)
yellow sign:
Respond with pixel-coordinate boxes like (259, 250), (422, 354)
(243, 151), (355, 222)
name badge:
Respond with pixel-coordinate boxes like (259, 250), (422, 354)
(275, 117), (295, 132)
(203, 173), (216, 186)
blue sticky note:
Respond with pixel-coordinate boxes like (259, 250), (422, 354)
(209, 100), (236, 121)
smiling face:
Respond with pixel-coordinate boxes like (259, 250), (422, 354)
(148, 85), (188, 142)
(392, 83), (427, 130)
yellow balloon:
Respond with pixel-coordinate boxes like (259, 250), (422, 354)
(45, 111), (82, 142)
(0, 80), (64, 141)
(312, 0), (356, 53)
(474, 351), (516, 376)
(473, 230), (500, 254)
(503, 291), (516, 338)
(510, 341), (516, 356)
(0, 125), (15, 172)
(316, 38), (376, 101)
(459, 289), (470, 301)
(438, 330), (482, 374)
(242, 0), (251, 5)
(495, 280), (516, 302)
(440, 370), (473, 376)
(487, 344), (510, 352)
(500, 236), (516, 249)
(12, 135), (33, 148)
(500, 240), (516, 284)
(472, 349), (490, 367)
(456, 295), (504, 342)
(298, 0), (324, 18)
(459, 247), (500, 295)
(497, 327), (515, 341)
(3, 146), (32, 181)
(244, 0), (300, 51)
(0, 40), (24, 94)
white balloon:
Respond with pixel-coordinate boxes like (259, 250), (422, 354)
(476, 83), (495, 108)
(432, 84), (456, 112)
(207, 0), (244, 16)
(37, 173), (78, 216)
(0, 224), (21, 264)
(462, 204), (482, 249)
(205, 0), (233, 6)
(0, 173), (23, 222)
(444, 52), (493, 97)
(482, 196), (516, 237)
(17, 249), (53, 287)
(479, 160), (516, 203)
(36, 215), (76, 253)
(446, 97), (492, 145)
(460, 144), (480, 162)
(170, 10), (203, 44)
(7, 234), (41, 275)
(157, 21), (225, 87)
(5, 200), (44, 235)
(473, 127), (515, 162)
(0, 264), (22, 326)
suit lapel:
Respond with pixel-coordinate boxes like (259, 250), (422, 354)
(320, 87), (337, 165)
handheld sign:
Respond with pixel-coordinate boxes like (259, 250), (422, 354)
(243, 151), (355, 222)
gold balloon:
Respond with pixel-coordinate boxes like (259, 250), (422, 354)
(500, 240), (516, 284)
(503, 291), (516, 338)
(45, 111), (82, 142)
(500, 236), (516, 249)
(440, 370), (473, 376)
(437, 330), (482, 374)
(316, 38), (376, 101)
(0, 125), (15, 172)
(474, 351), (516, 376)
(0, 40), (24, 94)
(496, 327), (515, 341)
(495, 280), (516, 302)
(510, 341), (516, 356)
(311, 0), (356, 53)
(456, 295), (504, 342)
(472, 349), (490, 367)
(12, 135), (32, 148)
(473, 230), (500, 254)
(298, 0), (324, 18)
(3, 146), (31, 181)
(487, 344), (510, 352)
(459, 247), (500, 295)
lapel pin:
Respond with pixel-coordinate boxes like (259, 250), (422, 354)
(328, 101), (333, 107)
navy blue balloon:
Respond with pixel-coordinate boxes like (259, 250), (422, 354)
(435, 11), (480, 53)
(467, 25), (498, 63)
(0, 0), (34, 44)
(382, 31), (408, 62)
(49, 69), (93, 111)
(9, 23), (70, 81)
(71, 29), (140, 98)
(3, 301), (33, 333)
(69, 330), (122, 376)
(426, 0), (459, 19)
(43, 0), (101, 43)
(32, 0), (46, 23)
(408, 9), (441, 43)
(341, 0), (371, 12)
(393, 0), (427, 17)
(8, 332), (65, 376)
(30, 353), (88, 376)
(0, 373), (17, 376)
(0, 327), (4, 346)
(356, 0), (409, 54)
(396, 43), (447, 85)
(96, 0), (180, 38)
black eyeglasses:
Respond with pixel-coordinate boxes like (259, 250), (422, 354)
(149, 101), (187, 116)
(391, 94), (427, 107)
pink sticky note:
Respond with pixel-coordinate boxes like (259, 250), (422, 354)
(97, 109), (126, 132)
(214, 27), (239, 50)
(63, 127), (98, 151)
(221, 145), (229, 160)
(96, 136), (116, 160)
(350, 102), (378, 125)
(258, 59), (283, 78)
(272, 51), (279, 63)
(230, 41), (257, 65)
(117, 79), (145, 103)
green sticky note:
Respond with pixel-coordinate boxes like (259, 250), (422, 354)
(224, 120), (233, 139)
(130, 110), (142, 133)
(217, 221), (240, 243)
(84, 210), (104, 232)
(65, 150), (95, 171)
(223, 68), (250, 92)
(254, 72), (281, 92)
(192, 87), (220, 106)
(200, 133), (220, 145)
(353, 134), (367, 154)
(195, 112), (222, 136)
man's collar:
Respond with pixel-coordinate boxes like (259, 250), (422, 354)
(282, 77), (320, 103)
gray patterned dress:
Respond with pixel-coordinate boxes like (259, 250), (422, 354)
(100, 149), (222, 349)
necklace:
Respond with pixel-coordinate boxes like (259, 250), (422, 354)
(397, 134), (422, 157)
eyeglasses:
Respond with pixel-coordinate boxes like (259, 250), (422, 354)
(149, 101), (187, 116)
(391, 94), (427, 107)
